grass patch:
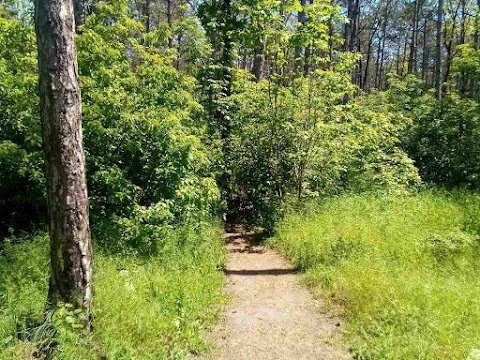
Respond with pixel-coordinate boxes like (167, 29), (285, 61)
(271, 191), (480, 360)
(0, 222), (226, 359)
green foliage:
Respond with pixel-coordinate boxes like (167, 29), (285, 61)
(78, 1), (219, 224)
(305, 91), (420, 196)
(404, 94), (480, 188)
(0, 7), (224, 357)
(0, 10), (45, 232)
(453, 44), (480, 101)
(3, 0), (480, 358)
(0, 224), (226, 359)
(272, 192), (480, 359)
(228, 68), (419, 230)
(0, 2), (221, 251)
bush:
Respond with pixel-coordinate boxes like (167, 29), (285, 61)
(0, 2), (221, 237)
(405, 95), (480, 188)
(0, 12), (45, 235)
(227, 73), (420, 230)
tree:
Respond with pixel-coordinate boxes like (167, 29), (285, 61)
(408, 0), (422, 74)
(436, 0), (444, 98)
(34, 0), (93, 326)
(476, 0), (480, 48)
(199, 0), (235, 214)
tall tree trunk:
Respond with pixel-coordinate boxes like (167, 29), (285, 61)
(375, 37), (382, 88)
(435, 0), (443, 99)
(458, 0), (467, 93)
(421, 18), (429, 81)
(344, 0), (359, 52)
(253, 38), (266, 81)
(459, 0), (467, 45)
(475, 0), (480, 49)
(363, 25), (377, 91)
(167, 0), (173, 48)
(353, 0), (361, 86)
(351, 0), (360, 52)
(74, 0), (84, 29)
(395, 44), (401, 75)
(400, 35), (408, 76)
(472, 0), (480, 98)
(34, 0), (93, 326)
(344, 0), (353, 51)
(145, 0), (151, 33)
(444, 39), (453, 88)
(378, 0), (391, 90)
(408, 0), (420, 74)
(216, 0), (234, 214)
(378, 22), (387, 89)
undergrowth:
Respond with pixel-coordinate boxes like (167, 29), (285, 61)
(271, 191), (480, 360)
(0, 222), (226, 359)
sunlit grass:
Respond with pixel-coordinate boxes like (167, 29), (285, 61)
(271, 191), (480, 360)
(0, 223), (225, 359)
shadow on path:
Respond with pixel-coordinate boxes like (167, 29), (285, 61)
(203, 224), (351, 360)
(225, 268), (298, 276)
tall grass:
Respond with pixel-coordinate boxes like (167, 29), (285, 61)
(0, 222), (225, 359)
(271, 191), (480, 360)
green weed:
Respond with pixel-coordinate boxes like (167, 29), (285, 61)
(271, 191), (480, 360)
(0, 222), (225, 360)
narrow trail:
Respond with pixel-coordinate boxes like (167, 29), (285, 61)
(204, 227), (351, 360)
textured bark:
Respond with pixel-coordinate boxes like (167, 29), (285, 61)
(351, 0), (360, 52)
(363, 18), (378, 91)
(74, 0), (96, 31)
(351, 0), (361, 86)
(472, 0), (480, 98)
(34, 0), (93, 325)
(377, 21), (387, 89)
(442, 1), (459, 89)
(253, 40), (266, 82)
(400, 34), (408, 76)
(378, 0), (391, 90)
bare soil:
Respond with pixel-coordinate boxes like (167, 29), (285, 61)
(203, 227), (351, 360)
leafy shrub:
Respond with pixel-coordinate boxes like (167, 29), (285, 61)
(0, 2), (220, 239)
(405, 95), (480, 188)
(0, 12), (45, 234)
(307, 92), (420, 196)
(228, 72), (420, 230)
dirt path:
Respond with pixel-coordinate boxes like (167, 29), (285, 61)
(203, 228), (351, 360)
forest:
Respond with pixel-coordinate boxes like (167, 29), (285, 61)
(1, 0), (480, 358)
